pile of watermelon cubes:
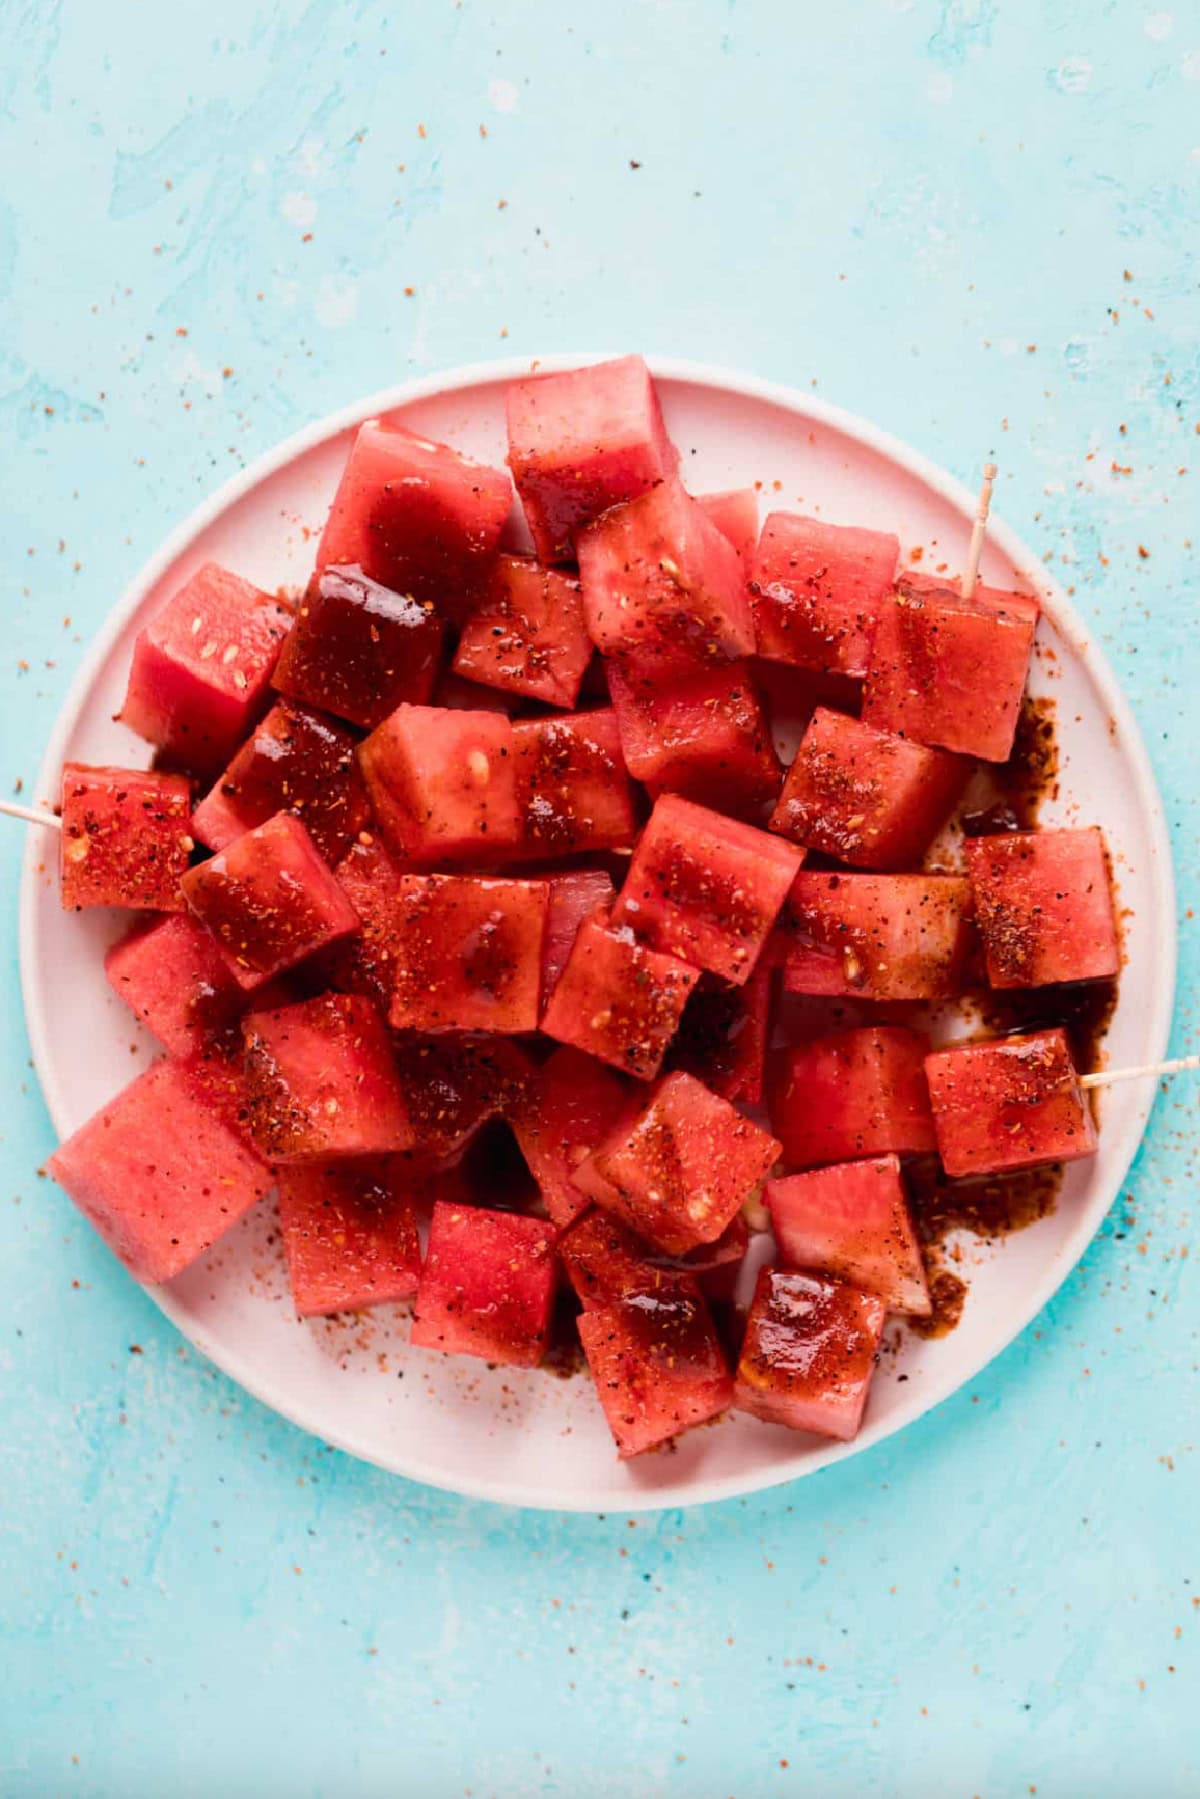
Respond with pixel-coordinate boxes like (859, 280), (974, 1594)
(47, 356), (1119, 1462)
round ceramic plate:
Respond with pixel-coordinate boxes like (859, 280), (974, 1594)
(20, 357), (1175, 1512)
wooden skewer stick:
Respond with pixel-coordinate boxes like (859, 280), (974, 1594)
(0, 798), (61, 830)
(1081, 1053), (1200, 1091)
(961, 460), (998, 602)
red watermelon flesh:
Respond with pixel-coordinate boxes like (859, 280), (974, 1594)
(540, 913), (700, 1080)
(276, 1157), (422, 1316)
(391, 1034), (535, 1165)
(453, 555), (593, 708)
(386, 874), (549, 1034)
(326, 835), (409, 1008)
(192, 699), (370, 863)
(241, 992), (413, 1162)
(359, 703), (521, 865)
(734, 1267), (886, 1439)
(781, 871), (975, 1001)
(766, 1156), (931, 1316)
(47, 1056), (272, 1284)
(768, 1026), (936, 1169)
(696, 488), (759, 565)
(118, 563), (293, 775)
(964, 827), (1119, 988)
(60, 764), (193, 913)
(557, 1207), (699, 1311)
(105, 913), (248, 1056)
(315, 422), (511, 616)
(542, 870), (617, 1006)
(770, 706), (969, 870)
(272, 564), (446, 731)
(578, 1290), (734, 1458)
(666, 964), (772, 1105)
(182, 812), (359, 988)
(512, 710), (638, 859)
(748, 513), (899, 677)
(607, 658), (783, 824)
(510, 1045), (641, 1227)
(925, 1028), (1097, 1177)
(505, 354), (679, 562)
(410, 1201), (558, 1367)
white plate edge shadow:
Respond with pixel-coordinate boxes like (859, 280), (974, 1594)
(18, 353), (1178, 1513)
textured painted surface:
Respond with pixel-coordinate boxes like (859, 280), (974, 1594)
(2, 2), (1199, 1794)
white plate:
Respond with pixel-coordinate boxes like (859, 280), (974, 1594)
(20, 357), (1175, 1512)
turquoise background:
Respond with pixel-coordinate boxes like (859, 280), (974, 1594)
(3, 3), (1198, 1794)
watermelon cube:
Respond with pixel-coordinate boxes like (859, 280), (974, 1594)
(182, 812), (359, 987)
(666, 963), (772, 1105)
(574, 1070), (780, 1255)
(60, 764), (193, 913)
(766, 1156), (930, 1316)
(748, 513), (899, 676)
(118, 563), (293, 774)
(696, 488), (759, 565)
(192, 699), (369, 864)
(512, 710), (638, 858)
(410, 1201), (557, 1367)
(964, 827), (1119, 988)
(781, 871), (974, 1001)
(272, 564), (445, 730)
(505, 354), (679, 562)
(326, 834), (409, 1007)
(542, 870), (617, 1006)
(510, 1045), (640, 1226)
(863, 572), (1039, 762)
(241, 992), (414, 1162)
(105, 913), (247, 1055)
(768, 1026), (936, 1169)
(315, 421), (512, 615)
(386, 874), (549, 1034)
(392, 1034), (534, 1165)
(452, 555), (592, 708)
(607, 659), (783, 823)
(557, 1207), (697, 1310)
(735, 1267), (886, 1439)
(540, 913), (700, 1079)
(612, 793), (803, 985)
(578, 1290), (734, 1458)
(358, 703), (521, 865)
(925, 1028), (1097, 1177)
(47, 1056), (272, 1283)
(770, 706), (969, 869)
(577, 479), (755, 677)
(276, 1158), (421, 1316)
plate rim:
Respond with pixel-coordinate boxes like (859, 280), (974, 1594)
(19, 353), (1178, 1512)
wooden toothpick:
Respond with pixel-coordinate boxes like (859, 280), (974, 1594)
(1081, 1053), (1200, 1091)
(961, 460), (998, 601)
(0, 798), (60, 830)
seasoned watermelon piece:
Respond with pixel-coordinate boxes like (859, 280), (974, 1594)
(578, 479), (755, 677)
(315, 422), (511, 615)
(60, 764), (193, 913)
(272, 564), (445, 730)
(326, 834), (408, 1007)
(47, 1057), (272, 1283)
(540, 913), (700, 1079)
(612, 793), (802, 985)
(410, 1201), (557, 1366)
(863, 571), (1039, 762)
(453, 555), (592, 708)
(575, 1070), (780, 1255)
(241, 992), (413, 1162)
(735, 1267), (886, 1439)
(505, 354), (679, 562)
(182, 812), (358, 987)
(766, 1156), (930, 1316)
(770, 706), (969, 869)
(781, 871), (974, 1001)
(578, 1290), (733, 1458)
(392, 1034), (534, 1164)
(105, 913), (247, 1055)
(558, 1207), (696, 1311)
(119, 563), (293, 774)
(510, 1045), (639, 1226)
(359, 703), (521, 865)
(607, 659), (783, 823)
(512, 710), (638, 859)
(696, 488), (759, 565)
(276, 1158), (421, 1316)
(666, 964), (772, 1105)
(192, 699), (369, 863)
(925, 1028), (1097, 1177)
(768, 1026), (936, 1169)
(964, 827), (1119, 988)
(542, 870), (617, 1006)
(748, 514), (899, 676)
(386, 874), (549, 1034)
